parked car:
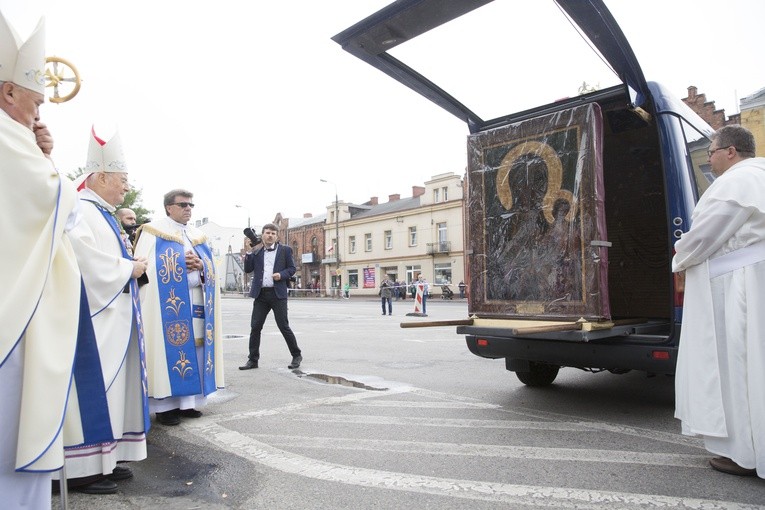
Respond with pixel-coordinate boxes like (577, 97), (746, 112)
(334, 0), (715, 386)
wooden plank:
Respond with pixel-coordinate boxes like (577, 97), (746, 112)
(400, 319), (474, 329)
(509, 323), (582, 335)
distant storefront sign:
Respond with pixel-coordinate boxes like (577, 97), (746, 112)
(363, 267), (376, 288)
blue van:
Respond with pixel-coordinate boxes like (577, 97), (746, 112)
(334, 0), (715, 385)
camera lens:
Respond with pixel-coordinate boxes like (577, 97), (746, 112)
(243, 228), (261, 244)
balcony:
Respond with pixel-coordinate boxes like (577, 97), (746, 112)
(426, 241), (451, 255)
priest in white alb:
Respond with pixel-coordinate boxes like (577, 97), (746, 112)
(134, 189), (225, 426)
(673, 125), (765, 478)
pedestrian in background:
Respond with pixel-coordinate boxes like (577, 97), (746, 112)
(380, 275), (394, 315)
(418, 275), (429, 314)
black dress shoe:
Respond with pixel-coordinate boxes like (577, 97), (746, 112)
(71, 478), (118, 495)
(239, 360), (258, 370)
(709, 456), (757, 476)
(107, 465), (133, 481)
(288, 355), (302, 369)
(179, 408), (203, 418)
(156, 409), (181, 426)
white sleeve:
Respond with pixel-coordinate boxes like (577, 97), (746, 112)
(64, 195), (82, 232)
(672, 199), (752, 272)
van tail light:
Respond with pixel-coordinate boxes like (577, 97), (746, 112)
(652, 350), (671, 360)
(674, 270), (685, 307)
(477, 338), (489, 347)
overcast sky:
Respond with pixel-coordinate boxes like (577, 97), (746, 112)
(3, 0), (764, 228)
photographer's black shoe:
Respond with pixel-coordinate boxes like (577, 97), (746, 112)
(288, 356), (302, 369)
(239, 360), (258, 370)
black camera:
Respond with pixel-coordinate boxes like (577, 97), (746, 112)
(243, 227), (262, 245)
(123, 223), (139, 238)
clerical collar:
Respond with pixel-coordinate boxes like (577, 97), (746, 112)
(79, 188), (116, 212)
(167, 217), (188, 229)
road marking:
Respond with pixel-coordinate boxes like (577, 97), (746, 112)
(212, 386), (415, 423)
(177, 384), (756, 509)
(178, 420), (760, 509)
(251, 433), (709, 468)
(409, 388), (705, 449)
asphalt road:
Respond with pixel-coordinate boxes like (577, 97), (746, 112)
(56, 295), (764, 510)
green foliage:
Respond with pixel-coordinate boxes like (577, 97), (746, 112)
(65, 167), (154, 223)
(122, 188), (153, 223)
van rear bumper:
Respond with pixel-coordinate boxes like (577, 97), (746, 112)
(461, 322), (678, 374)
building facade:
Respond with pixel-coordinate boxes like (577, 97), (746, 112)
(197, 219), (249, 293)
(313, 172), (466, 298)
(740, 87), (765, 157)
(682, 84), (765, 157)
(283, 213), (327, 292)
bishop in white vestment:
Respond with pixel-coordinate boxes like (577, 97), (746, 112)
(60, 129), (150, 492)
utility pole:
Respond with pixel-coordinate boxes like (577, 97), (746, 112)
(235, 204), (251, 294)
(320, 179), (341, 297)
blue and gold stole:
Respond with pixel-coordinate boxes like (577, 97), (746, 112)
(95, 206), (151, 433)
(154, 234), (217, 396)
(72, 279), (114, 445)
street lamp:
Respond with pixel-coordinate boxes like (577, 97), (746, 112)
(235, 205), (250, 295)
(235, 204), (250, 228)
(320, 178), (340, 296)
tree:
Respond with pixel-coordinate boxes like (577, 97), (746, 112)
(66, 167), (154, 223)
(121, 187), (153, 224)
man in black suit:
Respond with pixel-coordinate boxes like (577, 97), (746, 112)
(239, 223), (302, 370)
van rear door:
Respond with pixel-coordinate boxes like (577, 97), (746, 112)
(332, 0), (651, 130)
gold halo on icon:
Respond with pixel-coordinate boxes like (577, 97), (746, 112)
(495, 140), (575, 223)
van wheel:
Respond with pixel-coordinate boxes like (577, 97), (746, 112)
(516, 362), (559, 386)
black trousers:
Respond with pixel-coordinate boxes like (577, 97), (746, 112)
(381, 296), (392, 314)
(248, 288), (301, 361)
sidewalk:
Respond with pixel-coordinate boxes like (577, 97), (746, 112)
(220, 292), (469, 303)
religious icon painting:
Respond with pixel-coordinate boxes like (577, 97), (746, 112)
(466, 103), (610, 320)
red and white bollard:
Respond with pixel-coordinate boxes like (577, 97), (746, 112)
(406, 283), (428, 317)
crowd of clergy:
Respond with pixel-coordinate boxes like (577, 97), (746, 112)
(2, 7), (763, 510)
(1, 10), (223, 508)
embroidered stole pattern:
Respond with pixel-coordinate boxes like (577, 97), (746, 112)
(155, 236), (217, 396)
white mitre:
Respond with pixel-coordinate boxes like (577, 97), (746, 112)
(0, 11), (46, 94)
(85, 126), (128, 173)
